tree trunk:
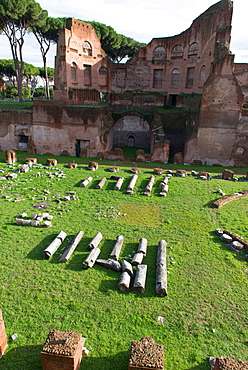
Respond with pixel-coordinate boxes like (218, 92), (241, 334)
(118, 271), (131, 292)
(114, 177), (124, 190)
(110, 235), (124, 260)
(127, 174), (138, 194)
(43, 56), (50, 100)
(156, 240), (168, 297)
(58, 231), (84, 263)
(43, 231), (67, 259)
(96, 177), (106, 189)
(133, 264), (147, 294)
(83, 247), (101, 269)
(87, 232), (102, 250)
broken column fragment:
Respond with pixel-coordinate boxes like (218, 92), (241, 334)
(133, 264), (147, 294)
(109, 235), (124, 260)
(83, 247), (101, 269)
(131, 238), (148, 266)
(127, 174), (138, 194)
(43, 231), (67, 259)
(160, 184), (169, 197)
(80, 177), (93, 187)
(58, 231), (84, 263)
(87, 232), (102, 250)
(118, 260), (133, 292)
(96, 177), (106, 189)
(156, 240), (168, 297)
(114, 177), (124, 191)
(144, 175), (155, 196)
(96, 259), (121, 272)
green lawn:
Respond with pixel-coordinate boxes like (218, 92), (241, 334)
(0, 158), (247, 369)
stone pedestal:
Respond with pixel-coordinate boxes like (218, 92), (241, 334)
(128, 337), (164, 370)
(26, 158), (37, 165)
(213, 357), (248, 369)
(6, 149), (17, 164)
(222, 169), (234, 180)
(68, 163), (78, 168)
(46, 159), (58, 167)
(41, 329), (82, 370)
(0, 310), (7, 358)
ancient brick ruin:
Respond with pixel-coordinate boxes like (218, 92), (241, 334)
(0, 0), (247, 166)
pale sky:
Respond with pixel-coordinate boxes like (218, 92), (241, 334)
(0, 0), (247, 68)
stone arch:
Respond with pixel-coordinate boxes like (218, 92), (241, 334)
(71, 62), (77, 82)
(171, 44), (184, 59)
(112, 114), (151, 149)
(153, 46), (166, 60)
(82, 41), (92, 56)
(200, 65), (207, 81)
(188, 42), (199, 57)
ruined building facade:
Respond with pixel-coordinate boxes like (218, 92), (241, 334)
(0, 0), (248, 166)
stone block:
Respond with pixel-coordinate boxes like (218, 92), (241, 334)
(88, 161), (98, 170)
(0, 310), (7, 358)
(46, 159), (58, 167)
(222, 169), (234, 180)
(26, 158), (37, 165)
(68, 163), (78, 168)
(151, 142), (170, 163)
(128, 337), (164, 370)
(213, 357), (248, 370)
(41, 329), (82, 370)
(174, 152), (184, 164)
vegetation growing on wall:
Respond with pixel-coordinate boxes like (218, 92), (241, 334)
(179, 92), (202, 110)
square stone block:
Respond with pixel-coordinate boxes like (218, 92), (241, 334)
(0, 310), (7, 358)
(128, 337), (164, 370)
(41, 329), (82, 370)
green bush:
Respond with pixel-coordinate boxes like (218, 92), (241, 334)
(33, 86), (54, 98)
(0, 85), (31, 98)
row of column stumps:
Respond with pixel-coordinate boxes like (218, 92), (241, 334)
(80, 174), (170, 196)
(43, 232), (167, 296)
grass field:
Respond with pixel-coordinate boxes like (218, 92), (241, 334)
(0, 155), (247, 370)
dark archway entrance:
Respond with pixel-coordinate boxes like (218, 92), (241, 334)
(112, 114), (151, 149)
(127, 135), (135, 147)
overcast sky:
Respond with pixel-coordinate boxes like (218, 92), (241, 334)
(0, 0), (247, 68)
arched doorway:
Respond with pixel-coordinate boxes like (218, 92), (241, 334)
(127, 135), (135, 147)
(112, 114), (151, 149)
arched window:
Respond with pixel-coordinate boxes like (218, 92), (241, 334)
(171, 44), (184, 59)
(153, 46), (166, 60)
(71, 62), (77, 82)
(188, 42), (199, 58)
(200, 65), (206, 81)
(171, 68), (180, 86)
(82, 41), (92, 56)
(99, 66), (107, 75)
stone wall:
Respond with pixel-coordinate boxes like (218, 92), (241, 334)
(0, 110), (32, 152)
(54, 1), (233, 105)
(184, 55), (244, 165)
